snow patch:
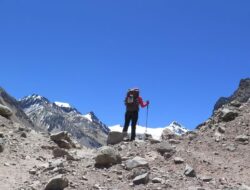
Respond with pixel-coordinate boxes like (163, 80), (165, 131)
(54, 102), (71, 108)
(83, 113), (93, 122)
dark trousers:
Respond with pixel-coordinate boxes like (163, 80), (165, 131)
(122, 111), (138, 140)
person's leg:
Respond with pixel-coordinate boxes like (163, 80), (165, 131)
(123, 111), (131, 133)
(131, 111), (138, 141)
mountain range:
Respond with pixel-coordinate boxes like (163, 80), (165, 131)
(18, 94), (110, 148)
(0, 87), (189, 148)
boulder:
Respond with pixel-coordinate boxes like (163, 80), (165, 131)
(0, 104), (12, 118)
(94, 146), (121, 167)
(125, 156), (149, 170)
(161, 128), (176, 140)
(156, 142), (176, 156)
(107, 131), (125, 145)
(44, 175), (69, 190)
(50, 131), (76, 149)
(219, 108), (238, 122)
(133, 172), (149, 185)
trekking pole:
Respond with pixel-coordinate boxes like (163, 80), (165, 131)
(145, 104), (149, 134)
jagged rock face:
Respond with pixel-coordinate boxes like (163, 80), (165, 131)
(214, 78), (250, 111)
(0, 88), (36, 129)
(19, 94), (110, 148)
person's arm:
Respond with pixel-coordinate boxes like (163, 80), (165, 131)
(138, 96), (149, 108)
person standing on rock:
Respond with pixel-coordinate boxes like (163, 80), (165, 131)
(122, 88), (149, 141)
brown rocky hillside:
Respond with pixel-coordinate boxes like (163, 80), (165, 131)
(0, 79), (249, 190)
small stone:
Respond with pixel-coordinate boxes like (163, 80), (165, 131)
(29, 169), (37, 175)
(235, 135), (249, 143)
(152, 177), (162, 183)
(226, 144), (237, 152)
(184, 165), (196, 177)
(18, 127), (26, 131)
(201, 176), (213, 182)
(82, 176), (88, 181)
(21, 132), (27, 138)
(118, 175), (123, 180)
(129, 182), (134, 187)
(174, 157), (184, 164)
(0, 139), (4, 152)
(133, 172), (149, 185)
(93, 184), (101, 189)
(125, 156), (149, 170)
(218, 126), (226, 133)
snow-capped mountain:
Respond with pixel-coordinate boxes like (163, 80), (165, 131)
(166, 121), (189, 135)
(19, 94), (110, 148)
(109, 121), (189, 140)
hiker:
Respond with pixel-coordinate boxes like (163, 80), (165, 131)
(122, 88), (149, 141)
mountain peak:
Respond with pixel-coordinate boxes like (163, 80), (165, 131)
(21, 94), (48, 101)
(166, 121), (189, 136)
(20, 94), (50, 106)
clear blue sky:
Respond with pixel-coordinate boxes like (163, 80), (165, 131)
(0, 1), (249, 129)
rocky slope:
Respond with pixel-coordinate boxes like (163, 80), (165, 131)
(213, 78), (250, 111)
(0, 88), (38, 130)
(0, 78), (249, 190)
(19, 94), (110, 148)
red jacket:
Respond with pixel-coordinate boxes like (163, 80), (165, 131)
(138, 96), (149, 108)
